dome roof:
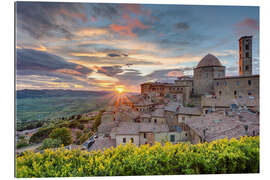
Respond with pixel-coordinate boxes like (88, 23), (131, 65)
(196, 54), (223, 68)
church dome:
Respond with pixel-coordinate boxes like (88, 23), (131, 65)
(196, 54), (223, 68)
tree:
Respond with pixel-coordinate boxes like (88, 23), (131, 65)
(41, 138), (62, 150)
(49, 127), (72, 146)
(92, 111), (104, 131)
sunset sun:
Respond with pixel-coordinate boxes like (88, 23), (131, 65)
(115, 87), (124, 94)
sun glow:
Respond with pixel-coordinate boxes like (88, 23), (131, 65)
(115, 87), (124, 94)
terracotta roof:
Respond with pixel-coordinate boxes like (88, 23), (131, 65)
(164, 102), (182, 112)
(98, 122), (118, 134)
(112, 122), (169, 135)
(196, 54), (223, 68)
(151, 108), (165, 117)
(177, 107), (201, 116)
(184, 110), (259, 142)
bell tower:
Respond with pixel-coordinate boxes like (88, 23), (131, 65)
(239, 36), (252, 75)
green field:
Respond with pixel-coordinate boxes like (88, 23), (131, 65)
(16, 96), (106, 122)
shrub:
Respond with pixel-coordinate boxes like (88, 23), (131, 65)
(68, 120), (80, 128)
(29, 127), (54, 144)
(16, 136), (259, 177)
(41, 138), (62, 150)
(16, 138), (28, 149)
(92, 111), (103, 131)
(49, 127), (72, 146)
(78, 133), (89, 145)
(76, 131), (82, 140)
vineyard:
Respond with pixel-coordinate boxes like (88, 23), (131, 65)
(16, 136), (259, 177)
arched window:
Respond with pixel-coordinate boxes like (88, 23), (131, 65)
(130, 138), (134, 143)
(234, 90), (237, 96)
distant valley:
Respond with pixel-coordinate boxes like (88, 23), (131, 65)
(16, 89), (116, 123)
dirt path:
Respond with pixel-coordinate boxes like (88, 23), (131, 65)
(16, 143), (42, 153)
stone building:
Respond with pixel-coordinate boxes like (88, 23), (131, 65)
(193, 54), (225, 95)
(140, 36), (259, 111)
(140, 82), (191, 105)
(239, 36), (252, 75)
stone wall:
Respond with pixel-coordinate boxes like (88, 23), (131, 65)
(193, 66), (225, 95)
(213, 75), (259, 100)
(115, 134), (140, 146)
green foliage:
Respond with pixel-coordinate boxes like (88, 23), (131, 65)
(77, 133), (89, 145)
(76, 131), (82, 140)
(41, 138), (62, 150)
(186, 103), (195, 107)
(68, 120), (80, 129)
(92, 110), (104, 131)
(49, 128), (72, 146)
(29, 127), (54, 144)
(16, 136), (259, 177)
(16, 138), (29, 149)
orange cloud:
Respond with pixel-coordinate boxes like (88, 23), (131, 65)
(75, 27), (108, 37)
(70, 52), (108, 58)
(234, 18), (259, 36)
(59, 8), (87, 22)
(55, 68), (84, 76)
(120, 4), (151, 17)
(167, 71), (184, 77)
(110, 14), (151, 37)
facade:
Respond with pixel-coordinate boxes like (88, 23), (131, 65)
(239, 36), (252, 75)
(193, 54), (225, 95)
(214, 75), (259, 100)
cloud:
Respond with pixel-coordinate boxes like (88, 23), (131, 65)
(234, 18), (259, 36)
(74, 27), (109, 37)
(94, 65), (124, 76)
(175, 22), (190, 30)
(16, 2), (87, 40)
(16, 49), (92, 77)
(59, 8), (87, 22)
(110, 13), (151, 37)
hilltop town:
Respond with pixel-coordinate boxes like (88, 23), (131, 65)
(90, 36), (259, 150)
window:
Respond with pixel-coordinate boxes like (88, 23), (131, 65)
(144, 133), (146, 138)
(224, 81), (227, 86)
(182, 116), (185, 121)
(130, 138), (134, 143)
(236, 81), (240, 86)
(246, 52), (249, 58)
(216, 82), (219, 86)
(248, 80), (251, 86)
(123, 138), (126, 143)
(246, 44), (249, 50)
(219, 91), (222, 96)
(234, 90), (237, 96)
(245, 65), (249, 71)
(170, 134), (175, 142)
(148, 119), (151, 123)
(154, 119), (157, 123)
(248, 91), (252, 96)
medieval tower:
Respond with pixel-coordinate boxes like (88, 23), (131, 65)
(239, 36), (252, 75)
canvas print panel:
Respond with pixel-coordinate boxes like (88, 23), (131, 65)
(15, 2), (259, 177)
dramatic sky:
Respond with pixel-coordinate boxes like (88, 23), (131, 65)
(16, 2), (259, 92)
